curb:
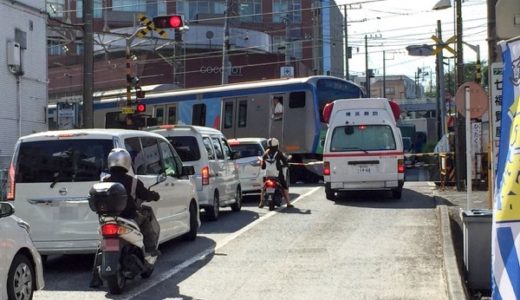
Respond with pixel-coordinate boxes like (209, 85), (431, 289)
(436, 199), (469, 300)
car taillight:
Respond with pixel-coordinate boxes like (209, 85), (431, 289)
(323, 161), (331, 176)
(6, 163), (15, 201)
(101, 224), (119, 237)
(265, 179), (276, 188)
(398, 159), (405, 173)
(201, 166), (209, 185)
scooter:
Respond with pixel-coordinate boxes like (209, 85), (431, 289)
(263, 177), (283, 211)
(88, 174), (165, 295)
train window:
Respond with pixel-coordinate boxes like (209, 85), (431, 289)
(155, 107), (165, 125)
(167, 106), (177, 124)
(289, 92), (306, 108)
(192, 104), (206, 126)
(238, 100), (247, 127)
(224, 102), (233, 129)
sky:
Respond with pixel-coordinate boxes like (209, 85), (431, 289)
(335, 0), (488, 85)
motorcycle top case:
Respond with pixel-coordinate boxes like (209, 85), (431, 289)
(88, 182), (127, 215)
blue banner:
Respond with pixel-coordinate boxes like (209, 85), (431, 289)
(493, 39), (520, 299)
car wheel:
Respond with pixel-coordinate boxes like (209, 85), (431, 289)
(205, 192), (220, 221)
(325, 187), (336, 200)
(230, 186), (242, 212)
(392, 188), (402, 199)
(7, 254), (35, 300)
(183, 201), (198, 241)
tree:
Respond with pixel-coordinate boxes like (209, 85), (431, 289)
(443, 60), (488, 96)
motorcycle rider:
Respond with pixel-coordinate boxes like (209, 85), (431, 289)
(90, 148), (160, 288)
(258, 138), (293, 208)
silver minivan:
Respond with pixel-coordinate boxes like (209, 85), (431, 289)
(147, 125), (242, 221)
(6, 129), (199, 255)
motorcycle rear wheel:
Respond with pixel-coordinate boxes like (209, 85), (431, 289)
(268, 196), (275, 211)
(106, 272), (126, 294)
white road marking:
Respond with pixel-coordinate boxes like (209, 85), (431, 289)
(122, 187), (321, 300)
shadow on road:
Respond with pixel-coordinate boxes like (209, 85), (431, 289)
(332, 188), (436, 209)
(39, 236), (216, 298)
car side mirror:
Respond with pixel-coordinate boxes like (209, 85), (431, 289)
(0, 202), (15, 218)
(182, 166), (195, 176)
(157, 173), (167, 183)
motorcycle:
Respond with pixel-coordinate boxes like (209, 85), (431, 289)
(88, 173), (166, 294)
(263, 177), (283, 211)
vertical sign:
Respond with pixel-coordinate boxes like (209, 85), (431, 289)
(490, 62), (503, 174)
(471, 122), (482, 178)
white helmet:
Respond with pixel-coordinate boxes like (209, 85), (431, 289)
(107, 148), (132, 172)
(267, 137), (279, 148)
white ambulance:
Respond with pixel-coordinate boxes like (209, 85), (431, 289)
(322, 98), (405, 200)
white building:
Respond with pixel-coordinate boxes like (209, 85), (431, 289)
(0, 0), (47, 168)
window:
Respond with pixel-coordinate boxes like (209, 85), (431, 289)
(140, 137), (162, 175)
(124, 137), (143, 173)
(224, 102), (233, 129)
(272, 96), (283, 120)
(317, 79), (363, 122)
(230, 143), (264, 158)
(111, 0), (166, 16)
(185, 1), (225, 20)
(385, 87), (396, 96)
(16, 140), (113, 183)
(212, 137), (224, 159)
(272, 0), (301, 23)
(167, 136), (201, 162)
(76, 0), (103, 18)
(202, 137), (216, 160)
(238, 100), (247, 127)
(330, 125), (396, 152)
(155, 107), (165, 125)
(167, 106), (177, 124)
(239, 0), (262, 22)
(47, 0), (65, 18)
(221, 139), (232, 159)
(289, 91), (306, 108)
(159, 141), (179, 176)
(48, 40), (65, 56)
(192, 104), (206, 126)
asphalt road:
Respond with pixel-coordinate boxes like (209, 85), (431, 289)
(34, 183), (448, 300)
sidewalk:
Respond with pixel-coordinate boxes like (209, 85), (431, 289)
(432, 184), (491, 300)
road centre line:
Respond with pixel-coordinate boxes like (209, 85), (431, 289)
(124, 186), (321, 300)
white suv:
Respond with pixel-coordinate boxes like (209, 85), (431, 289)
(6, 129), (199, 255)
(0, 202), (44, 300)
(228, 138), (267, 197)
(147, 125), (242, 221)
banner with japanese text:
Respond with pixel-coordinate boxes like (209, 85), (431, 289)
(493, 38), (520, 299)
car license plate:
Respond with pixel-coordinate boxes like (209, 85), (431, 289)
(102, 238), (120, 251)
(266, 188), (275, 194)
(357, 166), (371, 174)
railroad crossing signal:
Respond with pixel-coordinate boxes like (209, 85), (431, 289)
(431, 34), (456, 56)
(136, 13), (168, 38)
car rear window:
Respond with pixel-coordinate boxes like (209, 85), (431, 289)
(230, 143), (264, 158)
(15, 139), (114, 183)
(167, 136), (201, 162)
(330, 125), (396, 152)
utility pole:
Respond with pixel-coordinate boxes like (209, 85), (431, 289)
(221, 0), (231, 84)
(383, 50), (386, 98)
(436, 20), (446, 139)
(284, 15), (291, 66)
(344, 5), (349, 80)
(365, 35), (369, 97)
(82, 0), (94, 128)
(454, 0), (466, 191)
